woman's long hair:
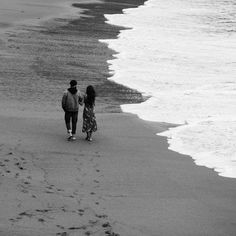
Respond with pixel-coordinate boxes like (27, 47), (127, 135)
(85, 85), (96, 107)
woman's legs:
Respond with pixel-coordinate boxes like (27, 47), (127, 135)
(85, 131), (92, 141)
(88, 131), (92, 141)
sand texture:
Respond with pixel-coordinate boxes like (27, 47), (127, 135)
(0, 0), (145, 114)
(0, 112), (236, 236)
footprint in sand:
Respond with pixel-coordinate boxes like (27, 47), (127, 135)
(35, 209), (50, 213)
(57, 188), (64, 192)
(78, 209), (84, 216)
(19, 211), (33, 217)
(45, 191), (54, 194)
(56, 232), (67, 236)
(21, 189), (29, 193)
(56, 225), (65, 230)
(38, 218), (45, 223)
(46, 185), (54, 190)
(105, 230), (120, 236)
(102, 222), (111, 228)
(68, 226), (83, 230)
(95, 214), (108, 219)
(14, 162), (24, 170)
(9, 218), (17, 223)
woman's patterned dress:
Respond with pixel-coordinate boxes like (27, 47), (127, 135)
(82, 99), (97, 133)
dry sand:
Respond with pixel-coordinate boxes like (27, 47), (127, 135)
(0, 109), (236, 236)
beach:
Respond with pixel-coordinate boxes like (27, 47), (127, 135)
(1, 0), (236, 236)
(1, 111), (236, 236)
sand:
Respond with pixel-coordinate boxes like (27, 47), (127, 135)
(0, 0), (144, 114)
(0, 110), (236, 236)
(0, 0), (90, 33)
(0, 0), (236, 235)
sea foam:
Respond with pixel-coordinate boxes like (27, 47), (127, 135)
(100, 0), (236, 178)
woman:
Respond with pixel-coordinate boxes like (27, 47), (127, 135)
(82, 85), (97, 141)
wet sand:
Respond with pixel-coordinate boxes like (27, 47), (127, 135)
(0, 0), (236, 236)
(0, 0), (144, 113)
(0, 0), (86, 33)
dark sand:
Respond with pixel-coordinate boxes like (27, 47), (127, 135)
(0, 0), (145, 113)
(0, 0), (236, 236)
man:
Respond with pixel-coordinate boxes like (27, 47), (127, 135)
(61, 80), (83, 141)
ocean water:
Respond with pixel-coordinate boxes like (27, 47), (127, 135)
(101, 0), (236, 178)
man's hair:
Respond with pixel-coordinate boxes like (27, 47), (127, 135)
(70, 80), (77, 87)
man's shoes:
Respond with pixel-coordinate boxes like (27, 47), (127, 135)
(67, 130), (76, 141)
(68, 135), (76, 141)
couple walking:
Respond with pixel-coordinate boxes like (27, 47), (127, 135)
(61, 80), (97, 141)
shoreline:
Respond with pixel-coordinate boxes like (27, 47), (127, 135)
(99, 0), (236, 179)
